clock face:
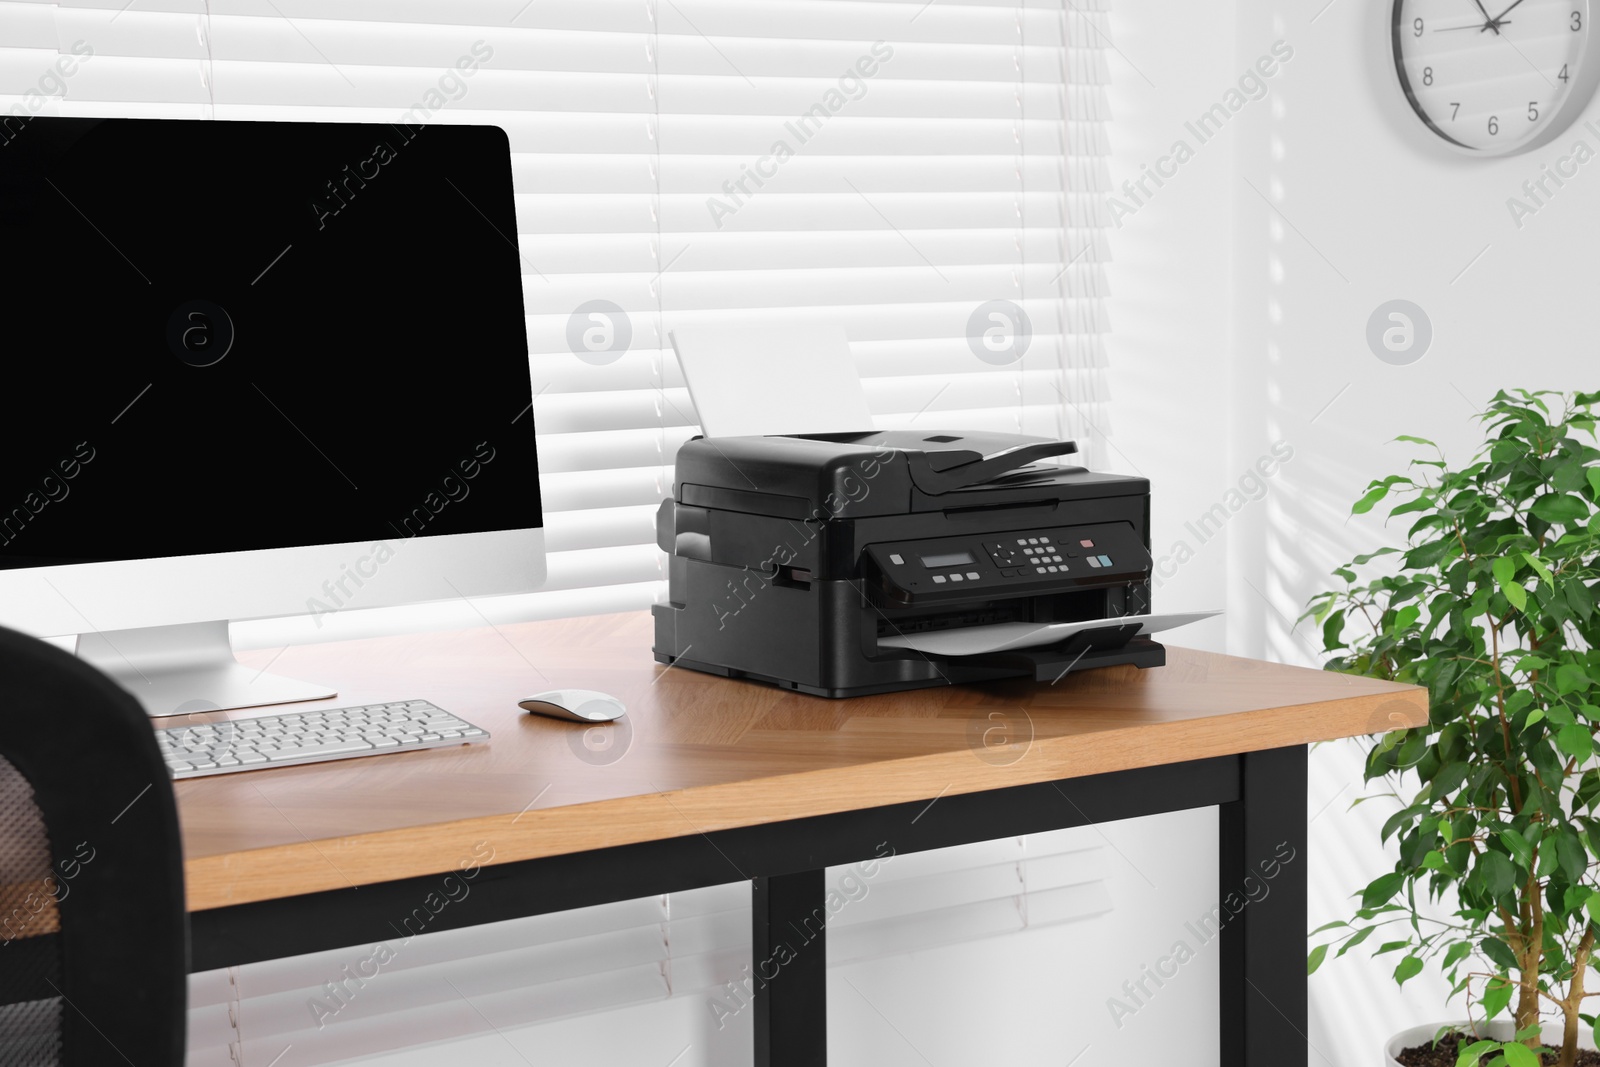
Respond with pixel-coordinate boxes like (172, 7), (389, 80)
(1393, 0), (1599, 155)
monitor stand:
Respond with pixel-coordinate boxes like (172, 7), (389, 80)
(76, 620), (336, 718)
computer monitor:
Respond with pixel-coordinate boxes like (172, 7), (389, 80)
(0, 117), (544, 716)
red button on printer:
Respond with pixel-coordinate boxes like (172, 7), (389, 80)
(1079, 539), (1094, 548)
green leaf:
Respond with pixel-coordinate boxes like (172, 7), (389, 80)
(1336, 924), (1377, 957)
(1538, 840), (1559, 878)
(1322, 608), (1345, 652)
(1587, 465), (1600, 501)
(1500, 828), (1534, 867)
(1501, 1042), (1541, 1067)
(1558, 663), (1590, 696)
(1362, 871), (1405, 909)
(1585, 893), (1600, 927)
(1456, 1041), (1499, 1067)
(1532, 492), (1590, 523)
(1559, 830), (1589, 880)
(1352, 484), (1392, 515)
(1492, 555), (1528, 611)
(1559, 723), (1594, 761)
(1521, 551), (1553, 587)
(1480, 936), (1520, 970)
(1394, 435), (1437, 447)
(1393, 954), (1424, 986)
(1307, 943), (1328, 975)
(1482, 974), (1516, 1019)
(1476, 851), (1517, 898)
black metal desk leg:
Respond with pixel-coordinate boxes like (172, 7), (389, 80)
(753, 870), (828, 1067)
(1219, 745), (1309, 1066)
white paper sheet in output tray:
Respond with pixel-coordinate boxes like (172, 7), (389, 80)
(876, 610), (1223, 658)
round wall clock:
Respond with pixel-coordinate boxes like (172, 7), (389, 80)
(1392, 0), (1600, 155)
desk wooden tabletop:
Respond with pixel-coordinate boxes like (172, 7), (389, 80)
(177, 611), (1426, 911)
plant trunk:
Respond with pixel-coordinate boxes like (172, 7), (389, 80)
(1515, 897), (1544, 1046)
(1562, 930), (1596, 1067)
(1515, 994), (1541, 1046)
(1516, 954), (1542, 1042)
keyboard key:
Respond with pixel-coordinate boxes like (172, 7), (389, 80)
(267, 740), (375, 762)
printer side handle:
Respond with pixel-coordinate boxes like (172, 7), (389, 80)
(908, 439), (1080, 495)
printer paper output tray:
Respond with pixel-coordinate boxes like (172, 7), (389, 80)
(951, 631), (1167, 682)
(878, 611), (1221, 657)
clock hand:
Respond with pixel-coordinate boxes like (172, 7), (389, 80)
(1469, 0), (1503, 33)
(1489, 0), (1528, 22)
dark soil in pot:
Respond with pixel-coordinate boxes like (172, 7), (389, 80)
(1397, 1031), (1600, 1066)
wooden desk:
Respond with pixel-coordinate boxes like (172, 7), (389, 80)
(182, 611), (1426, 1067)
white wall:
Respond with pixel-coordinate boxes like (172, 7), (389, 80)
(1224, 2), (1600, 1065)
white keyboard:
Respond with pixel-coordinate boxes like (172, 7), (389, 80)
(156, 699), (489, 779)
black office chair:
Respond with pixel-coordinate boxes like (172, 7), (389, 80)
(0, 625), (186, 1066)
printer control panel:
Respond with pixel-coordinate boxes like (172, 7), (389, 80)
(863, 522), (1148, 605)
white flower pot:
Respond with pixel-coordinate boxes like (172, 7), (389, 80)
(1385, 1020), (1598, 1064)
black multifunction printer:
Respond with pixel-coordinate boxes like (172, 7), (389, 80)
(651, 430), (1163, 698)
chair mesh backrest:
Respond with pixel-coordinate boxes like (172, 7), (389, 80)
(0, 752), (63, 1066)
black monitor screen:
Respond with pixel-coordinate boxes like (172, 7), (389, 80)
(0, 117), (540, 570)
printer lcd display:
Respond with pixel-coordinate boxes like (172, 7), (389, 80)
(919, 551), (976, 569)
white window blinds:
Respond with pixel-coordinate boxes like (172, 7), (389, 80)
(0, 0), (1113, 622)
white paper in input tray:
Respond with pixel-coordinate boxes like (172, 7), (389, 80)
(877, 610), (1222, 658)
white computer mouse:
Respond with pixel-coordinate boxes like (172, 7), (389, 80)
(518, 689), (627, 723)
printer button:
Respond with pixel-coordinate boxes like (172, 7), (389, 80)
(949, 573), (964, 582)
(1015, 538), (1028, 546)
(966, 571), (979, 581)
(1035, 566), (1047, 574)
(1079, 539), (1095, 548)
(1097, 554), (1114, 568)
(889, 553), (904, 565)
(1087, 557), (1102, 568)
(1039, 536), (1051, 544)
(932, 574), (946, 584)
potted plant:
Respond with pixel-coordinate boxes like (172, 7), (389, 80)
(1304, 389), (1600, 1067)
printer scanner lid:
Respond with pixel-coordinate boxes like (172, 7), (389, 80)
(673, 430), (1149, 519)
